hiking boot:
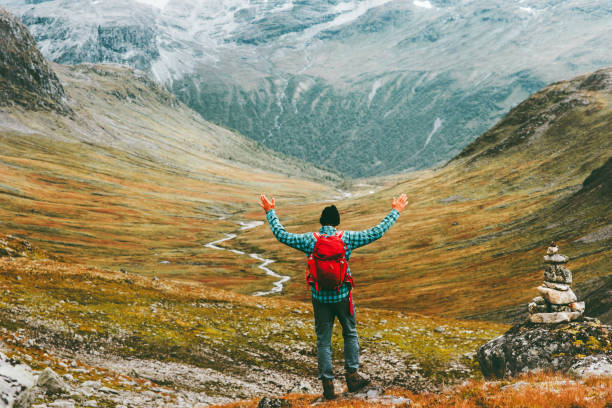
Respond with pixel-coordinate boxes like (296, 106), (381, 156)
(322, 379), (337, 400)
(345, 371), (370, 393)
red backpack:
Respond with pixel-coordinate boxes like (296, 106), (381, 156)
(307, 231), (354, 292)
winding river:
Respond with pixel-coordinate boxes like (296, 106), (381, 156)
(204, 220), (290, 296)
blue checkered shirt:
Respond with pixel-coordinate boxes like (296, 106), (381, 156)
(265, 209), (400, 303)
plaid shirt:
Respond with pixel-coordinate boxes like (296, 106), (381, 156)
(265, 208), (400, 303)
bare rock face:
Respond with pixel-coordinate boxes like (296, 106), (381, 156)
(0, 352), (36, 408)
(477, 320), (612, 379)
(0, 7), (70, 113)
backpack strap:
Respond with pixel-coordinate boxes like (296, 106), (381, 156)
(337, 230), (345, 239)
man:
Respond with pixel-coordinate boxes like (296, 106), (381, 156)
(259, 193), (407, 399)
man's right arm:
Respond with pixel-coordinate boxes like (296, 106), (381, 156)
(266, 209), (314, 254)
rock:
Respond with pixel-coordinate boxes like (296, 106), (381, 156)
(549, 304), (573, 313)
(48, 400), (75, 408)
(570, 301), (585, 313)
(544, 265), (572, 284)
(0, 352), (36, 408)
(528, 311), (582, 323)
(366, 389), (380, 399)
(37, 367), (68, 394)
(532, 296), (545, 305)
(434, 326), (445, 333)
(537, 286), (577, 305)
(528, 302), (548, 314)
(288, 380), (314, 393)
(569, 355), (612, 378)
(546, 246), (559, 255)
(544, 254), (569, 264)
(84, 401), (98, 407)
(477, 320), (612, 378)
(257, 397), (291, 408)
(543, 281), (570, 291)
(99, 386), (119, 395)
(501, 381), (529, 391)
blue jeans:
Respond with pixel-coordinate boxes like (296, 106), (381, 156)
(312, 296), (359, 380)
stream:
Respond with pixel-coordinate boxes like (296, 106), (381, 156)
(204, 220), (290, 296)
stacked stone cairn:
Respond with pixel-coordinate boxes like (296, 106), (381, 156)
(528, 242), (585, 324)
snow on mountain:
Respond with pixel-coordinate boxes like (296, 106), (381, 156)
(2, 0), (611, 176)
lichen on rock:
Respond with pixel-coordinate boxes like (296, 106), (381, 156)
(477, 319), (612, 379)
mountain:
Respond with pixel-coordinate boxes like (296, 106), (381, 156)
(239, 67), (612, 322)
(1, 0), (611, 176)
(0, 7), (69, 113)
(0, 6), (340, 294)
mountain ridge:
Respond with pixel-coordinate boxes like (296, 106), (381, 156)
(2, 0), (611, 176)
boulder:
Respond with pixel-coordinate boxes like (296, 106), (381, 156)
(528, 302), (548, 314)
(537, 286), (577, 304)
(532, 296), (545, 305)
(543, 281), (570, 291)
(546, 246), (559, 255)
(549, 304), (573, 313)
(544, 265), (572, 284)
(544, 254), (569, 264)
(0, 352), (36, 408)
(37, 367), (68, 394)
(528, 311), (581, 323)
(569, 355), (612, 378)
(570, 301), (585, 313)
(477, 320), (612, 378)
(257, 397), (291, 408)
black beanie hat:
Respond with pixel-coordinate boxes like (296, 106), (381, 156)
(320, 205), (340, 226)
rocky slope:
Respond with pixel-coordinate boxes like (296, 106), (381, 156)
(2, 0), (611, 176)
(0, 254), (507, 406)
(0, 8), (69, 113)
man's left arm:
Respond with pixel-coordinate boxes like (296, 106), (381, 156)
(344, 194), (407, 250)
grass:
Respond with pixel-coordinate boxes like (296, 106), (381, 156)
(216, 373), (612, 408)
(0, 256), (507, 395)
(237, 71), (612, 319)
(0, 62), (339, 295)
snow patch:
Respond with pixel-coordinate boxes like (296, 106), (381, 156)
(414, 0), (433, 9)
(519, 6), (536, 14)
(368, 79), (383, 107)
(424, 117), (443, 148)
(133, 0), (169, 9)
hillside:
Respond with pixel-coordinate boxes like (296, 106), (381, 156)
(0, 254), (509, 406)
(0, 6), (340, 296)
(2, 0), (611, 176)
(239, 68), (612, 323)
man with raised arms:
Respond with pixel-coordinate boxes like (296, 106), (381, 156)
(259, 193), (407, 399)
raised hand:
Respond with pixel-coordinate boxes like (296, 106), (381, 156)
(391, 193), (408, 212)
(259, 194), (276, 212)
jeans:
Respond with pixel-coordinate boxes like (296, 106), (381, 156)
(312, 296), (359, 380)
